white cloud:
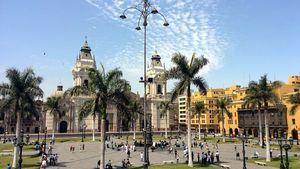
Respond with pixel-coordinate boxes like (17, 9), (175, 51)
(84, 0), (228, 93)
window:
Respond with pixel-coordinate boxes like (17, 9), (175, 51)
(292, 119), (296, 125)
(26, 127), (30, 132)
(83, 79), (89, 87)
(157, 84), (162, 94)
(202, 120), (205, 123)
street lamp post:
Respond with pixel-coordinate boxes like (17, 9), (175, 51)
(18, 130), (24, 169)
(37, 126), (40, 143)
(81, 123), (87, 142)
(120, 1), (168, 168)
(283, 138), (293, 169)
(3, 129), (7, 143)
(278, 139), (285, 169)
(241, 135), (247, 169)
(44, 127), (47, 154)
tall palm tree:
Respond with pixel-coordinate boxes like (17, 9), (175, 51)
(244, 81), (264, 147)
(159, 100), (174, 139)
(215, 97), (232, 143)
(245, 75), (281, 162)
(45, 96), (64, 141)
(257, 75), (281, 162)
(128, 101), (142, 140)
(288, 93), (300, 115)
(65, 66), (130, 169)
(0, 68), (43, 168)
(166, 53), (208, 167)
(191, 101), (207, 141)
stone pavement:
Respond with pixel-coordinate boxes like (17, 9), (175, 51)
(46, 137), (280, 169)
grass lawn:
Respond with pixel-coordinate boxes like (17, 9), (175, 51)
(249, 142), (300, 152)
(247, 157), (300, 168)
(0, 144), (35, 152)
(0, 154), (40, 169)
(131, 163), (220, 169)
(53, 137), (95, 143)
(196, 136), (241, 144)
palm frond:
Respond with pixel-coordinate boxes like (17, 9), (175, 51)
(190, 55), (209, 77)
(79, 99), (95, 121)
(192, 76), (208, 94)
(290, 105), (298, 115)
(170, 80), (188, 102)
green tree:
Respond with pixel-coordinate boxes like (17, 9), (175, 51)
(191, 101), (207, 141)
(0, 68), (43, 168)
(288, 93), (300, 115)
(244, 80), (264, 147)
(159, 100), (174, 139)
(258, 75), (281, 162)
(245, 75), (281, 162)
(166, 53), (208, 167)
(128, 100), (142, 140)
(215, 97), (232, 143)
(65, 66), (130, 169)
(45, 96), (65, 141)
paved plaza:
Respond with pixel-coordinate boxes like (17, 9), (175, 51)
(45, 136), (283, 169)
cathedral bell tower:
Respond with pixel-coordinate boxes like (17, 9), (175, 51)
(146, 51), (168, 130)
(72, 40), (96, 87)
(71, 40), (97, 132)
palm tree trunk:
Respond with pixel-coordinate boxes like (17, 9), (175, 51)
(133, 120), (136, 140)
(258, 107), (263, 147)
(100, 117), (106, 169)
(165, 111), (168, 139)
(52, 115), (56, 141)
(222, 109), (225, 143)
(264, 108), (271, 162)
(198, 115), (201, 141)
(12, 111), (21, 168)
(92, 115), (95, 142)
(187, 87), (193, 167)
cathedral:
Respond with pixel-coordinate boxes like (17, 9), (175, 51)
(44, 40), (175, 133)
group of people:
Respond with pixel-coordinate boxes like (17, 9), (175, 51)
(40, 153), (59, 168)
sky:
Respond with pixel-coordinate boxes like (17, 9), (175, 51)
(0, 0), (300, 99)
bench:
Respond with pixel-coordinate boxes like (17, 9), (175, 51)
(255, 161), (266, 166)
(220, 164), (230, 169)
(162, 160), (175, 164)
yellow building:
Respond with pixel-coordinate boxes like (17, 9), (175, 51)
(279, 76), (300, 139)
(177, 76), (300, 140)
(190, 90), (220, 133)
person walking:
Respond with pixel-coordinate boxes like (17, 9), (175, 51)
(211, 152), (214, 164)
(216, 151), (220, 163)
(191, 151), (194, 162)
(41, 159), (47, 169)
(140, 152), (144, 162)
(127, 149), (131, 158)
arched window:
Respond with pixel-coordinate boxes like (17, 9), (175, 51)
(83, 79), (89, 87)
(157, 84), (162, 94)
